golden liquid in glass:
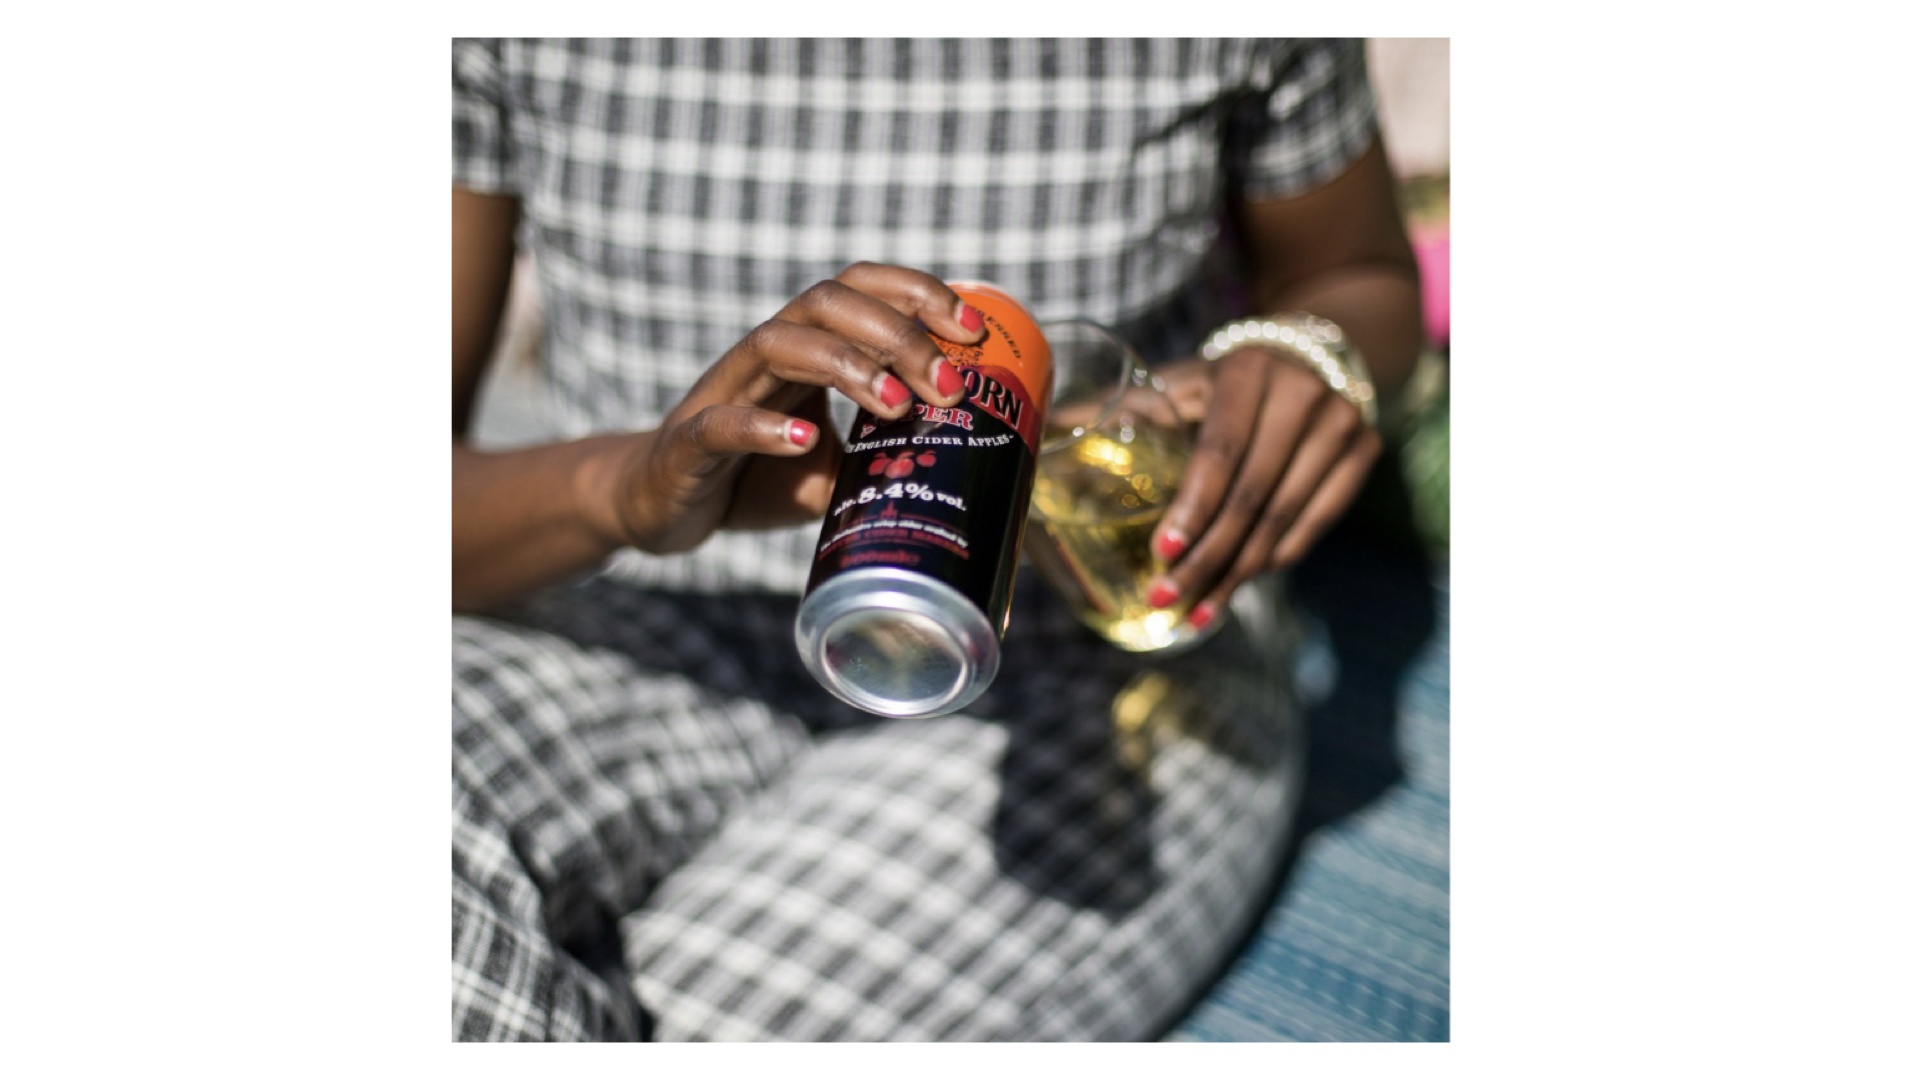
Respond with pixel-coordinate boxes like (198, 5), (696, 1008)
(1027, 424), (1197, 652)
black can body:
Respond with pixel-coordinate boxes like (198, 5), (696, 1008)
(794, 283), (1051, 718)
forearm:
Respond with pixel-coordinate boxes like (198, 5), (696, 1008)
(451, 434), (640, 613)
(1234, 138), (1426, 402)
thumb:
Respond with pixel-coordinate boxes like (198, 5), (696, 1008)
(662, 403), (820, 480)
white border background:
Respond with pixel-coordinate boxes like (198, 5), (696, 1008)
(6, 2), (1915, 1073)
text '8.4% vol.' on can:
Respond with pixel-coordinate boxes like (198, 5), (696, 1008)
(795, 283), (1054, 718)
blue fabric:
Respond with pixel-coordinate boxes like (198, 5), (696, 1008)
(1170, 531), (1450, 1042)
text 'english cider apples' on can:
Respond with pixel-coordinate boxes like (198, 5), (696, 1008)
(795, 282), (1054, 718)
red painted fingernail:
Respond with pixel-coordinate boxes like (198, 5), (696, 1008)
(787, 419), (816, 447)
(879, 374), (910, 409)
(936, 362), (964, 399)
(958, 303), (984, 334)
(1147, 579), (1180, 609)
(1188, 602), (1216, 632)
(1154, 528), (1188, 563)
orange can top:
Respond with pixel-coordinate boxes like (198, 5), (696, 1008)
(933, 282), (1054, 451)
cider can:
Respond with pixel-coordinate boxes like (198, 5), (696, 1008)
(795, 282), (1054, 718)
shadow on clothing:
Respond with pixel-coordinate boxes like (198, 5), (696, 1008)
(980, 567), (1300, 917)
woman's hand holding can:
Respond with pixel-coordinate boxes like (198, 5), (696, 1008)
(581, 263), (989, 555)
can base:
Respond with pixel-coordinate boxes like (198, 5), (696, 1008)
(796, 568), (1000, 719)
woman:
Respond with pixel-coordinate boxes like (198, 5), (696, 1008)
(452, 38), (1421, 1041)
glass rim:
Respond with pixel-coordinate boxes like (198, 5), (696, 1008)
(1035, 318), (1156, 456)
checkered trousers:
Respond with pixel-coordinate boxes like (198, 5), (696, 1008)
(453, 37), (1377, 596)
(453, 570), (1304, 1040)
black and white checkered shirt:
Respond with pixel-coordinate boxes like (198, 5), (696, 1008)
(454, 38), (1377, 594)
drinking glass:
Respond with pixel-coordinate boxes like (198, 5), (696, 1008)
(1025, 320), (1221, 653)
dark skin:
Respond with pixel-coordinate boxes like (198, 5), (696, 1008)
(1152, 137), (1422, 628)
(452, 137), (1420, 619)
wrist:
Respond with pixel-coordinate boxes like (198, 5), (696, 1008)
(571, 432), (649, 552)
(1199, 313), (1379, 427)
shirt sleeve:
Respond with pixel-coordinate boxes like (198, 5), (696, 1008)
(1237, 39), (1380, 201)
(453, 38), (520, 194)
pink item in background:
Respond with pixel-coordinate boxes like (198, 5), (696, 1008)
(1411, 224), (1449, 347)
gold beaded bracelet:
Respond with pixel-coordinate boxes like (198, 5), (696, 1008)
(1198, 314), (1378, 428)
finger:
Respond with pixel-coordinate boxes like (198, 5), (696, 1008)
(1153, 363), (1327, 608)
(1151, 354), (1335, 609)
(660, 403), (822, 483)
(1239, 397), (1368, 570)
(730, 319), (921, 420)
(1150, 349), (1272, 570)
(782, 271), (975, 407)
(1182, 403), (1356, 618)
(720, 390), (844, 530)
(834, 262), (987, 345)
(1181, 419), (1377, 635)
(780, 388), (842, 517)
(1269, 426), (1383, 569)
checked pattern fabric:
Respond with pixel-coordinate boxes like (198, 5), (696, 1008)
(454, 573), (1305, 1040)
(452, 38), (1378, 1040)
